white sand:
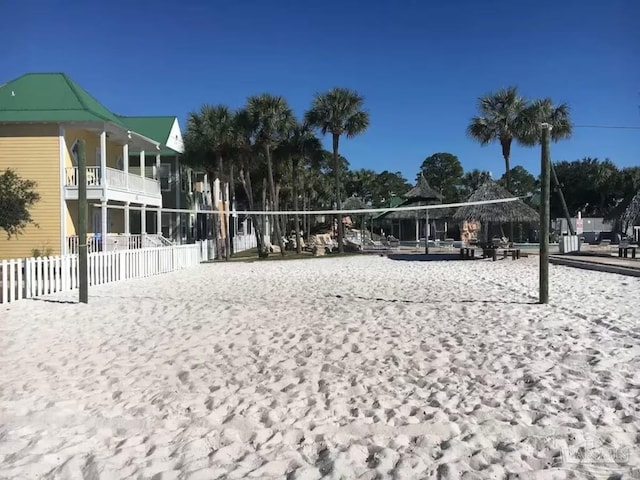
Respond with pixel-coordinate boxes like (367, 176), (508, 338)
(1, 255), (639, 479)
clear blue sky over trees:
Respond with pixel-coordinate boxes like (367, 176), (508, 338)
(3, 0), (638, 181)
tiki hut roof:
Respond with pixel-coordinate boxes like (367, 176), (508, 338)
(404, 175), (443, 201)
(453, 180), (539, 224)
(380, 202), (454, 220)
(342, 196), (368, 211)
(375, 175), (446, 220)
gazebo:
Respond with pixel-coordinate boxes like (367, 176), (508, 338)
(376, 175), (450, 243)
(453, 180), (539, 243)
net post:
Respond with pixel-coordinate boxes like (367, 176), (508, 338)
(539, 123), (552, 304)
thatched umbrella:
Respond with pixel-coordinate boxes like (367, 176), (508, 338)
(375, 175), (446, 246)
(453, 180), (539, 242)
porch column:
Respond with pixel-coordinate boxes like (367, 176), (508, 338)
(101, 200), (108, 251)
(155, 154), (161, 180)
(415, 217), (419, 247)
(123, 143), (129, 190)
(100, 130), (107, 191)
(122, 143), (129, 173)
(140, 150), (146, 179)
(141, 204), (147, 235)
(157, 208), (162, 236)
(124, 202), (130, 236)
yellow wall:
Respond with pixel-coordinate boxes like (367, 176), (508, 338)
(64, 129), (124, 170)
(0, 124), (61, 259)
(66, 200), (78, 237)
(64, 129), (99, 167)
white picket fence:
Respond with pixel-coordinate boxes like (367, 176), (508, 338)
(1, 244), (202, 304)
(1, 235), (259, 304)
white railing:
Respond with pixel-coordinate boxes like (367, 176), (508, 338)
(142, 176), (161, 196)
(65, 166), (102, 187)
(65, 167), (161, 198)
(66, 234), (173, 254)
(1, 244), (203, 304)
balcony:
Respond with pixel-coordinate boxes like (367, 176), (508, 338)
(65, 166), (161, 205)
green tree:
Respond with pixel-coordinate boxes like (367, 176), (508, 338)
(0, 169), (40, 238)
(457, 169), (492, 200)
(279, 121), (322, 253)
(498, 166), (538, 200)
(373, 171), (412, 207)
(344, 169), (378, 205)
(305, 88), (370, 253)
(552, 158), (621, 218)
(247, 94), (294, 256)
(467, 87), (528, 194)
(519, 98), (573, 145)
(417, 152), (463, 203)
(183, 104), (235, 259)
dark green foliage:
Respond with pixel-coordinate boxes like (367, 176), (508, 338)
(0, 169), (40, 238)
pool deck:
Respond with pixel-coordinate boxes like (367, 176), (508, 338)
(550, 252), (640, 278)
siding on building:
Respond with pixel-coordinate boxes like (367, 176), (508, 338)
(0, 124), (61, 259)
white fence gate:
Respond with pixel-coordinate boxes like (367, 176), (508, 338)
(1, 244), (202, 304)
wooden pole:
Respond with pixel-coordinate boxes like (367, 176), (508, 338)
(539, 124), (552, 304)
(77, 139), (88, 304)
(551, 163), (575, 235)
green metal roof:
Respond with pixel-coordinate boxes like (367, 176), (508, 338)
(117, 116), (181, 155)
(0, 73), (127, 126)
(117, 116), (177, 148)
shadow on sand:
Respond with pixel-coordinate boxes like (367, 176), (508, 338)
(30, 298), (78, 305)
(386, 253), (472, 262)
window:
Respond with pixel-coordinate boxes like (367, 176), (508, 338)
(160, 163), (171, 191)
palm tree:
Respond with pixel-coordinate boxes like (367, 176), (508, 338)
(229, 108), (268, 256)
(520, 98), (572, 144)
(183, 104), (234, 260)
(281, 121), (322, 253)
(467, 87), (529, 195)
(305, 88), (370, 253)
(246, 94), (293, 256)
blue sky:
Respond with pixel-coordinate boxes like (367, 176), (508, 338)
(3, 0), (638, 182)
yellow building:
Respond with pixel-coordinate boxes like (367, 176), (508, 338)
(0, 73), (184, 259)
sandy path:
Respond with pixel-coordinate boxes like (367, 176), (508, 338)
(1, 255), (639, 479)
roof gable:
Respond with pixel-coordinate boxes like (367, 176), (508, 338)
(117, 115), (183, 154)
(0, 73), (125, 126)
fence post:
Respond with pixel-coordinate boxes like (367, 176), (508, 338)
(1, 260), (7, 303)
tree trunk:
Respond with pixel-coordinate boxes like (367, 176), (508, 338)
(228, 163), (235, 256)
(275, 181), (286, 243)
(262, 178), (268, 246)
(209, 169), (221, 261)
(239, 163), (265, 258)
(292, 156), (302, 254)
(501, 138), (514, 243)
(222, 178), (231, 262)
(265, 144), (286, 256)
(333, 133), (344, 253)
